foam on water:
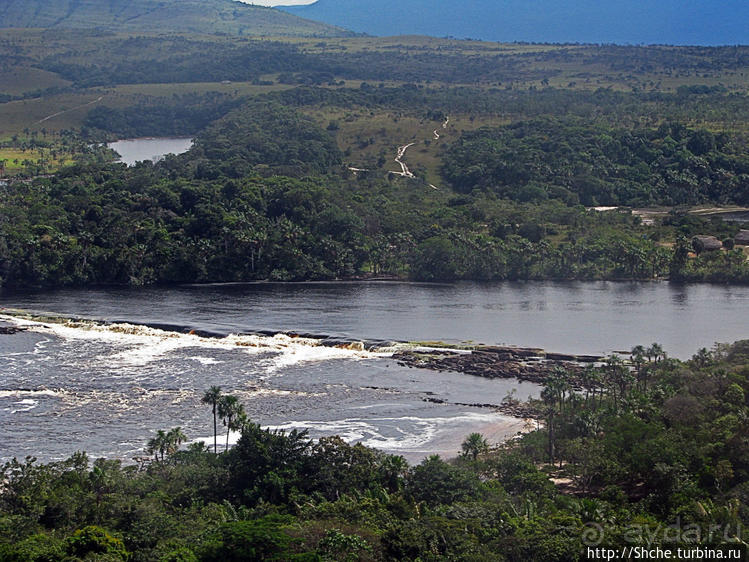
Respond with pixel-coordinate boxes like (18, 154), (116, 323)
(0, 315), (383, 369)
(0, 311), (534, 463)
(241, 387), (323, 398)
(9, 399), (38, 414)
(265, 411), (517, 453)
(190, 356), (223, 365)
(0, 389), (62, 398)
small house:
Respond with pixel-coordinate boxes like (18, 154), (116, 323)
(735, 230), (749, 246)
(692, 235), (722, 253)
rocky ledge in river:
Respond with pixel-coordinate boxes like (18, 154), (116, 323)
(393, 345), (603, 385)
(0, 324), (27, 335)
(422, 392), (540, 419)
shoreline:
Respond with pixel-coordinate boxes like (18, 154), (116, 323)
(396, 413), (532, 464)
(4, 275), (749, 297)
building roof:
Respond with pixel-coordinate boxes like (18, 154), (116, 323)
(735, 230), (749, 245)
(692, 235), (722, 251)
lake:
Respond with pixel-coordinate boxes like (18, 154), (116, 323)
(1, 281), (747, 463)
(107, 137), (193, 166)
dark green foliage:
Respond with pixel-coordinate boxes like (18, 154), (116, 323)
(315, 529), (372, 560)
(411, 236), (463, 281)
(405, 455), (481, 507)
(442, 118), (749, 206)
(197, 517), (295, 562)
(159, 547), (198, 562)
(85, 94), (242, 138)
(381, 516), (492, 561)
(66, 525), (128, 559)
(194, 100), (342, 177)
(0, 533), (65, 562)
(3, 62), (749, 288)
(227, 423), (313, 505)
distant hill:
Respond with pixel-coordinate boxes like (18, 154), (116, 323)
(283, 0), (749, 45)
(0, 0), (352, 37)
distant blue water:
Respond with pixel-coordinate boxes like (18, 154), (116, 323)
(283, 0), (749, 45)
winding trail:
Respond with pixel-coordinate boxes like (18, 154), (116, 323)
(432, 116), (450, 140)
(348, 115), (450, 188)
(35, 95), (104, 125)
(389, 142), (416, 178)
(347, 166), (370, 175)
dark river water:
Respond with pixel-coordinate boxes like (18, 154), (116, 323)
(1, 281), (747, 464)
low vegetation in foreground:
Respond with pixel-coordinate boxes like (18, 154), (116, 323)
(2, 340), (749, 560)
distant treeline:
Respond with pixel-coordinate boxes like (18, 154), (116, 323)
(32, 35), (749, 88)
(271, 84), (749, 132)
(84, 93), (243, 138)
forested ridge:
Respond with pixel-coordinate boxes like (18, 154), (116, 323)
(442, 118), (749, 206)
(0, 0), (349, 37)
(2, 341), (749, 560)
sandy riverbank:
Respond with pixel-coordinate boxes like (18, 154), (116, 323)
(397, 412), (531, 464)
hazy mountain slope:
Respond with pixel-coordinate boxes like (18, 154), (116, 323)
(0, 0), (352, 37)
(283, 0), (748, 45)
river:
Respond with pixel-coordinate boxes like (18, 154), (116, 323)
(1, 281), (747, 464)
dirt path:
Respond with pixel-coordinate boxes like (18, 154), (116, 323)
(389, 142), (416, 178)
(346, 166), (370, 175)
(432, 115), (450, 140)
(35, 95), (104, 125)
(347, 115), (450, 186)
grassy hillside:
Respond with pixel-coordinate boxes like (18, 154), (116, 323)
(0, 0), (352, 37)
(2, 31), (749, 139)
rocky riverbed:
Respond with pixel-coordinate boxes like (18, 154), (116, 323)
(395, 345), (607, 419)
(393, 345), (603, 385)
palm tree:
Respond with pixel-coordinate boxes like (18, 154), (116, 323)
(461, 432), (489, 461)
(630, 345), (646, 390)
(146, 433), (161, 461)
(645, 342), (665, 363)
(201, 386), (222, 454)
(545, 368), (571, 412)
(166, 427), (187, 456)
(541, 385), (557, 463)
(218, 395), (245, 452)
(648, 342), (666, 363)
(146, 429), (168, 461)
(379, 454), (409, 493)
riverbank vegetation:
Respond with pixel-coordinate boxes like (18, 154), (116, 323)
(2, 340), (748, 560)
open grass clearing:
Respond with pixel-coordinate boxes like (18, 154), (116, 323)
(0, 66), (72, 96)
(0, 91), (109, 135)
